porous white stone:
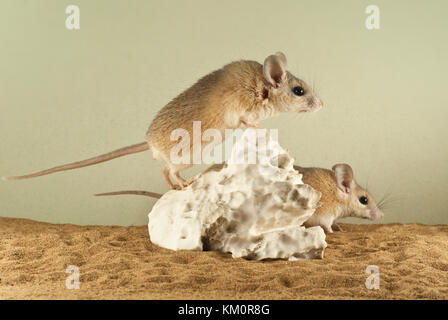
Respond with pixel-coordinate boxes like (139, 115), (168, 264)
(148, 129), (327, 260)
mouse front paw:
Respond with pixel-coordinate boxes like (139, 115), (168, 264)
(332, 223), (345, 232)
(322, 225), (333, 234)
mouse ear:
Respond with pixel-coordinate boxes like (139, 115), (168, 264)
(274, 52), (287, 67)
(332, 163), (354, 194)
(263, 52), (287, 88)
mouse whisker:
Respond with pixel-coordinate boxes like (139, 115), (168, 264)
(377, 193), (402, 211)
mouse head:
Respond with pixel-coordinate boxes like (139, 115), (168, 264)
(332, 163), (384, 220)
(263, 52), (324, 113)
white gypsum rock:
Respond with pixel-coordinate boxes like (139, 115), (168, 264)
(148, 129), (327, 260)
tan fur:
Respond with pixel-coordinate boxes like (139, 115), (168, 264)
(297, 166), (345, 217)
(295, 165), (383, 233)
(146, 53), (322, 188)
(147, 61), (267, 155)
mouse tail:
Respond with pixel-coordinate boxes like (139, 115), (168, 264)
(95, 190), (162, 199)
(2, 142), (149, 181)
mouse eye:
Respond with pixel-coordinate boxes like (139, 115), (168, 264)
(359, 196), (369, 205)
(292, 86), (305, 96)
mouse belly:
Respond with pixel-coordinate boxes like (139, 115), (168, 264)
(304, 214), (338, 233)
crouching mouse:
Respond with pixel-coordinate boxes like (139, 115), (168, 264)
(295, 163), (384, 233)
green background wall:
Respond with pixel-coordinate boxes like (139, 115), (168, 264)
(1, 0), (447, 226)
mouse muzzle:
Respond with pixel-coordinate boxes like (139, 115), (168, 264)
(369, 208), (384, 220)
(307, 96), (324, 112)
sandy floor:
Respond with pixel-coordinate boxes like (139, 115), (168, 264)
(0, 217), (447, 300)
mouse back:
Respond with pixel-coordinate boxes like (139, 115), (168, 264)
(297, 166), (342, 215)
(146, 52), (325, 164)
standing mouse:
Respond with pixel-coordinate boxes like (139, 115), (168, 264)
(295, 163), (384, 233)
(95, 163), (384, 233)
(2, 52), (323, 189)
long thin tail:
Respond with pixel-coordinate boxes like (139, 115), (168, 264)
(2, 142), (149, 181)
(95, 190), (162, 199)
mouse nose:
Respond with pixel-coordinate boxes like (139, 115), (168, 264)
(320, 99), (324, 107)
(371, 208), (384, 220)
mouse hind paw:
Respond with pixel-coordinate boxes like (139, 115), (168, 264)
(332, 223), (345, 232)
